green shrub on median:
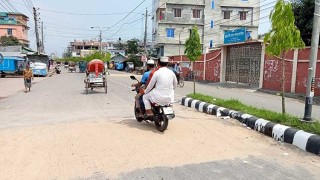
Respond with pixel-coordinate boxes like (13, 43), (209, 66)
(187, 93), (320, 135)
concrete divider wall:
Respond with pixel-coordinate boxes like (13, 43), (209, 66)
(181, 97), (320, 155)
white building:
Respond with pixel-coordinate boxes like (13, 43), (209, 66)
(152, 0), (260, 57)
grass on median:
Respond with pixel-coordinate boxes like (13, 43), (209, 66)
(187, 93), (320, 136)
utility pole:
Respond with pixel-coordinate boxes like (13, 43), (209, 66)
(303, 0), (320, 121)
(144, 8), (148, 63)
(99, 29), (102, 55)
(41, 21), (44, 54)
(91, 27), (109, 56)
(33, 7), (41, 55)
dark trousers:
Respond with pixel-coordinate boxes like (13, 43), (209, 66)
(176, 73), (180, 83)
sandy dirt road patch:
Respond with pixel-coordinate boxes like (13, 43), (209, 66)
(0, 105), (319, 179)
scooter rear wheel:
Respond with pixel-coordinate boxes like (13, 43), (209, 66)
(154, 114), (168, 132)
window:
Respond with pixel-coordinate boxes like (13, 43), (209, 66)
(7, 28), (12, 35)
(240, 11), (247, 20)
(173, 8), (182, 17)
(210, 40), (213, 48)
(166, 28), (175, 38)
(192, 9), (201, 19)
(211, 0), (215, 9)
(210, 20), (214, 28)
(223, 11), (231, 19)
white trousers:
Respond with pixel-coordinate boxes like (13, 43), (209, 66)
(143, 92), (153, 110)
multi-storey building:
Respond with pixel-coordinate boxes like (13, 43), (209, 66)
(69, 40), (109, 57)
(0, 12), (29, 46)
(152, 0), (260, 57)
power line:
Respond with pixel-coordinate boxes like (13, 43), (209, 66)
(22, 0), (33, 14)
(1, 0), (14, 12)
(38, 8), (142, 16)
(204, 13), (271, 38)
(202, 0), (276, 29)
(4, 0), (19, 12)
(107, 2), (152, 39)
(107, 0), (146, 31)
(0, 2), (10, 12)
(27, 0), (34, 9)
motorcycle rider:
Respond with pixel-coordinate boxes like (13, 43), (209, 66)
(132, 60), (155, 117)
(143, 57), (177, 117)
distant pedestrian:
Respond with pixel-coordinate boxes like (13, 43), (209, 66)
(23, 65), (33, 93)
(174, 62), (182, 83)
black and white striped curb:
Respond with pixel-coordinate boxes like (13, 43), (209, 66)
(181, 97), (320, 155)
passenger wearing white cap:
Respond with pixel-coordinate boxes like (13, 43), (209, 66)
(143, 56), (177, 117)
(132, 59), (155, 117)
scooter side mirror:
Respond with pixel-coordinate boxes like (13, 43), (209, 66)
(130, 75), (137, 81)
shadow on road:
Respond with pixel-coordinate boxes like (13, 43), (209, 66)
(116, 118), (165, 134)
(80, 89), (107, 95)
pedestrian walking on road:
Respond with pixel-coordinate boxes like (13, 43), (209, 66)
(23, 65), (33, 93)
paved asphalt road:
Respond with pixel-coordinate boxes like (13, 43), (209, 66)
(0, 69), (319, 179)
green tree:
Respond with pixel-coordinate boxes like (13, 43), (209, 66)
(0, 36), (20, 46)
(127, 38), (139, 55)
(84, 51), (111, 63)
(127, 55), (142, 67)
(291, 0), (317, 46)
(184, 26), (202, 94)
(264, 0), (305, 114)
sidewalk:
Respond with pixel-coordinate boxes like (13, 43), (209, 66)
(175, 81), (320, 119)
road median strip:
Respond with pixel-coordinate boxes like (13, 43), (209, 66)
(181, 94), (320, 155)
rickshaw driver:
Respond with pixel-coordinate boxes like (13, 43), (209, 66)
(132, 60), (155, 117)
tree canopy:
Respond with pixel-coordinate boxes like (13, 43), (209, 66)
(291, 0), (317, 46)
(0, 36), (20, 46)
(184, 26), (202, 62)
(56, 51), (111, 63)
(127, 38), (139, 55)
(264, 0), (305, 56)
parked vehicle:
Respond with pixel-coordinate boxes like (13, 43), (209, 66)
(115, 62), (124, 71)
(130, 75), (175, 132)
(84, 59), (108, 94)
(79, 61), (87, 73)
(30, 62), (48, 77)
(0, 55), (25, 78)
(126, 62), (134, 73)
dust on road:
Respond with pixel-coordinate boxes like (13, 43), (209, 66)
(0, 104), (319, 179)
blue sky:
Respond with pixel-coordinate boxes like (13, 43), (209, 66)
(4, 0), (276, 57)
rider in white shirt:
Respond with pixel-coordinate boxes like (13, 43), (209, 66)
(143, 57), (178, 116)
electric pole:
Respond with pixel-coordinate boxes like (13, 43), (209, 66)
(303, 0), (320, 121)
(99, 29), (102, 55)
(144, 8), (148, 61)
(33, 7), (41, 55)
(41, 21), (45, 54)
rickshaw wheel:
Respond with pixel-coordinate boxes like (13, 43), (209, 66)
(85, 83), (89, 94)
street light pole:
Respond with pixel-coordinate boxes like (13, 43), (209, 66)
(179, 27), (185, 62)
(303, 0), (320, 121)
(91, 26), (109, 56)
